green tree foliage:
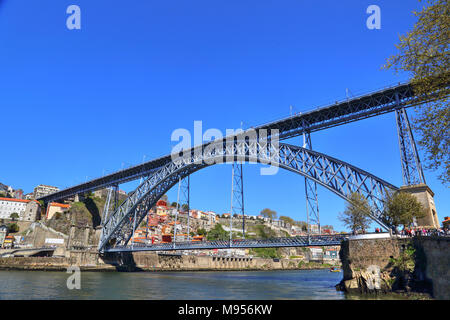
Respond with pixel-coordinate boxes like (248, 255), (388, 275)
(385, 0), (450, 184)
(389, 243), (416, 273)
(7, 223), (19, 233)
(279, 216), (295, 225)
(251, 248), (281, 259)
(181, 203), (189, 211)
(383, 191), (426, 228)
(206, 224), (229, 240)
(296, 221), (308, 231)
(253, 225), (277, 239)
(171, 202), (179, 208)
(260, 208), (277, 220)
(9, 212), (19, 221)
(338, 192), (372, 233)
(196, 228), (207, 236)
(139, 220), (147, 228)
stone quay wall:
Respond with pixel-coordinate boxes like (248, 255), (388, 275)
(0, 250), (312, 272)
(101, 252), (306, 272)
(337, 236), (449, 300)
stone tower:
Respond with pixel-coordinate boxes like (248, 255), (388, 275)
(400, 184), (440, 229)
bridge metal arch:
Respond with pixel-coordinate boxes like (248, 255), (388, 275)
(98, 141), (398, 251)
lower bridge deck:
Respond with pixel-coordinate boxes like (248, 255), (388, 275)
(103, 234), (349, 253)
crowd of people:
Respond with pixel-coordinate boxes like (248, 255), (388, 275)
(371, 226), (450, 237)
(398, 226), (450, 237)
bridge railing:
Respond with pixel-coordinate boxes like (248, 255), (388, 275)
(103, 234), (350, 252)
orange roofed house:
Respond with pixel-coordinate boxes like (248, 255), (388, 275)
(443, 217), (450, 229)
(46, 202), (71, 220)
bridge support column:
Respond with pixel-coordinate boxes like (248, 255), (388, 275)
(75, 193), (87, 203)
(400, 184), (440, 229)
(231, 162), (245, 238)
(394, 106), (438, 228)
(303, 131), (320, 235)
(395, 105), (425, 185)
(180, 176), (190, 240)
(67, 223), (76, 250)
(101, 186), (114, 225)
(83, 224), (90, 247)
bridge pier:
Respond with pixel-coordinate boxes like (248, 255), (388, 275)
(302, 131), (320, 235)
(400, 184), (440, 229)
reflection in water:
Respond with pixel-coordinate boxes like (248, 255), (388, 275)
(0, 269), (406, 300)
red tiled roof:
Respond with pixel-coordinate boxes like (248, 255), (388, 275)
(0, 197), (39, 204)
(49, 202), (70, 208)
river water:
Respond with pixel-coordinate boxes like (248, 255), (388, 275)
(0, 269), (405, 300)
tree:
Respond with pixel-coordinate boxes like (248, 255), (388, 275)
(9, 212), (19, 221)
(196, 228), (207, 236)
(260, 208), (277, 220)
(181, 203), (189, 212)
(206, 224), (229, 240)
(385, 0), (450, 184)
(279, 216), (295, 225)
(383, 191), (426, 229)
(296, 221), (308, 232)
(338, 192), (373, 233)
(171, 202), (179, 208)
(7, 223), (19, 233)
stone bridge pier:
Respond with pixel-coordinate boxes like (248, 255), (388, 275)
(401, 184), (440, 229)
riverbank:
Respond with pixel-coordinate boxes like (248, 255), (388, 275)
(0, 251), (338, 272)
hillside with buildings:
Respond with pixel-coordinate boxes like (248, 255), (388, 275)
(0, 183), (341, 264)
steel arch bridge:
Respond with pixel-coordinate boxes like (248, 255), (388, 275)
(98, 140), (398, 252)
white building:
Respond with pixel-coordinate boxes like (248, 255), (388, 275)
(308, 247), (324, 261)
(33, 184), (59, 199)
(205, 211), (217, 224)
(309, 224), (320, 234)
(0, 197), (41, 221)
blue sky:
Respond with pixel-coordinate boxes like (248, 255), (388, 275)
(0, 1), (447, 231)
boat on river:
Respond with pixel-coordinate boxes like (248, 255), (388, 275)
(330, 266), (341, 272)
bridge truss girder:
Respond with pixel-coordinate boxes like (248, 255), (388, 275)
(40, 82), (424, 204)
(98, 140), (398, 252)
(106, 234), (348, 253)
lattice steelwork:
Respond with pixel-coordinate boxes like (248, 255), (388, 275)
(40, 82), (426, 204)
(105, 234), (350, 253)
(231, 163), (245, 238)
(395, 106), (425, 185)
(101, 186), (114, 226)
(303, 132), (320, 235)
(180, 176), (190, 240)
(98, 139), (398, 252)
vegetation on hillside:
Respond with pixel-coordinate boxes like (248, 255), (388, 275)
(206, 224), (229, 240)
